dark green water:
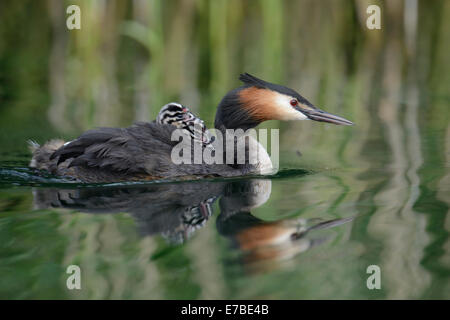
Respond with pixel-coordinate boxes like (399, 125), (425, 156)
(1, 0), (449, 300)
(0, 124), (448, 299)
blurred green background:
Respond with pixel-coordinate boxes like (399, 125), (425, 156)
(0, 0), (449, 299)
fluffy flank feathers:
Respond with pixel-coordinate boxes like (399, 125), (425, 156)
(27, 140), (40, 153)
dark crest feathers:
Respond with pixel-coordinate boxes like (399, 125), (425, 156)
(239, 72), (311, 106)
(239, 73), (271, 88)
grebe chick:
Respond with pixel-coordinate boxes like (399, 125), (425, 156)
(156, 103), (214, 146)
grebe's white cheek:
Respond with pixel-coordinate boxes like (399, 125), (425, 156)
(274, 93), (309, 121)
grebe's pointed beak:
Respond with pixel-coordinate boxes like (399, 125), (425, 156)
(300, 106), (354, 126)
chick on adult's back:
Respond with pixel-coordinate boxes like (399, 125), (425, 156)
(29, 103), (228, 182)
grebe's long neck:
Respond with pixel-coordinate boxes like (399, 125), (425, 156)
(244, 134), (274, 175)
(214, 99), (274, 175)
(214, 87), (262, 132)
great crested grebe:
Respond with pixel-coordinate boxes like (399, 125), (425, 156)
(29, 73), (353, 182)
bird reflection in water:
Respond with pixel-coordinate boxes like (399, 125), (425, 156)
(32, 179), (353, 270)
(215, 180), (353, 272)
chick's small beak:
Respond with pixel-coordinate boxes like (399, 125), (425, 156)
(299, 106), (354, 126)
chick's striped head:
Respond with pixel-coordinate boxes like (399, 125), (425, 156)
(157, 103), (214, 146)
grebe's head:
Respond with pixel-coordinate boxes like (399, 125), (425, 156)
(158, 103), (214, 146)
(215, 73), (354, 130)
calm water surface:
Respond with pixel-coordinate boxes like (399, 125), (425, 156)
(0, 124), (448, 299)
(1, 0), (449, 299)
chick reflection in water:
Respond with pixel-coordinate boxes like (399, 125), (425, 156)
(32, 182), (224, 243)
(33, 179), (353, 269)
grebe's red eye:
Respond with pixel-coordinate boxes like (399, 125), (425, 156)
(290, 99), (298, 107)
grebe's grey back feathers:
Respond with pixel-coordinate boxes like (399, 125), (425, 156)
(30, 103), (239, 182)
(52, 123), (175, 173)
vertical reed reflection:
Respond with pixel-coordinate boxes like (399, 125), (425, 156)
(0, 0), (449, 299)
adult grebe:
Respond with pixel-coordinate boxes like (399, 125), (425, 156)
(29, 73), (353, 182)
